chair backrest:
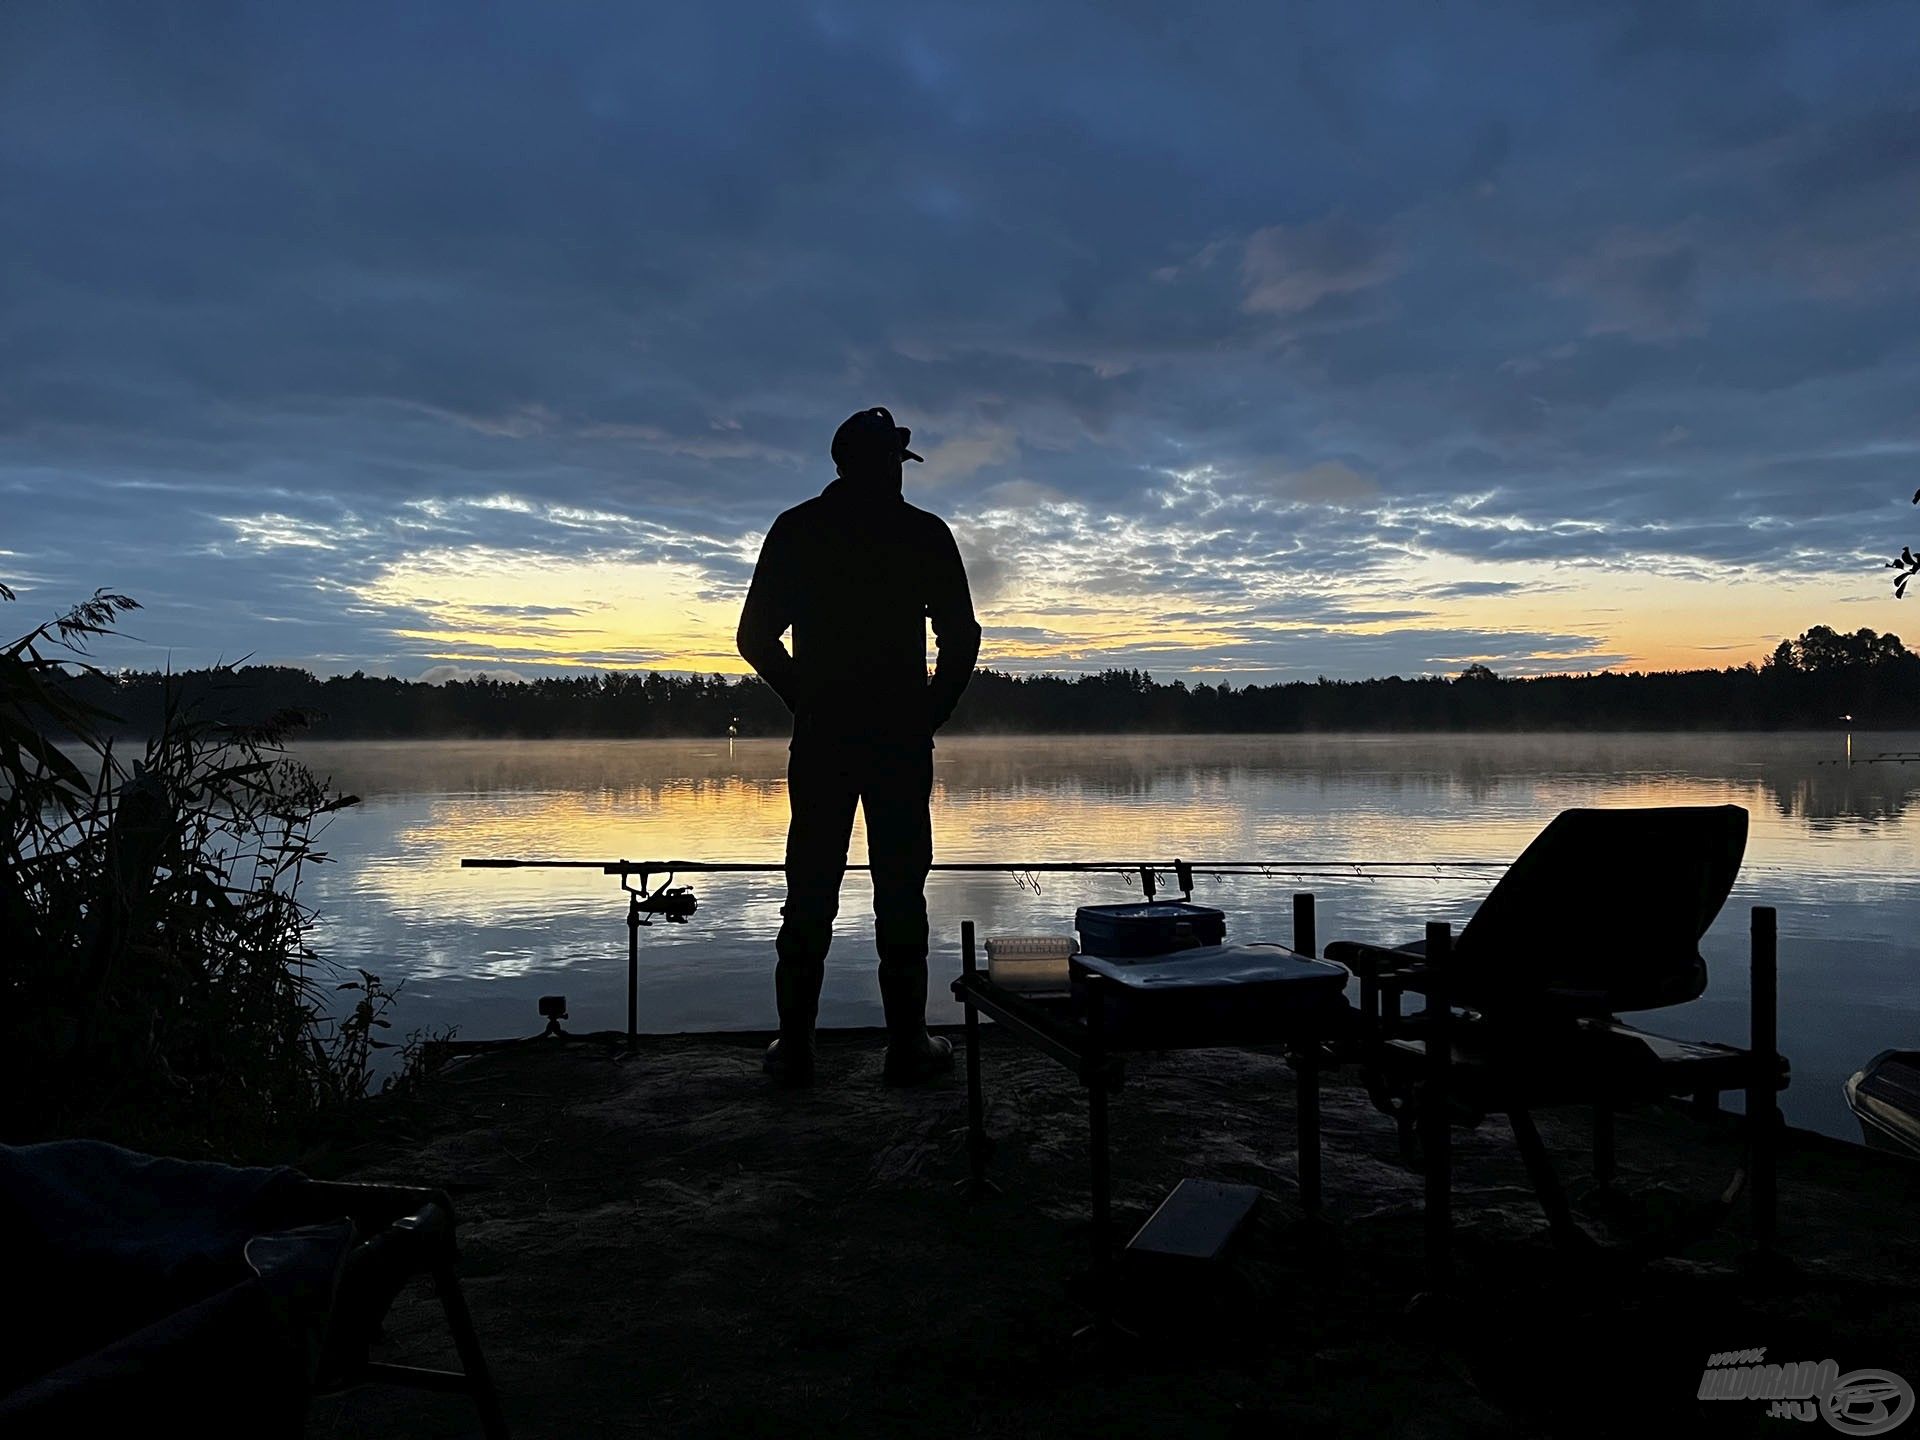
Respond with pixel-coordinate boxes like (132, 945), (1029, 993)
(1452, 805), (1748, 1015)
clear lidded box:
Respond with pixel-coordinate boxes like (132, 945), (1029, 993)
(984, 934), (1077, 992)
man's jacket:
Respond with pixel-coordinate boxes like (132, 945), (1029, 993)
(737, 474), (981, 748)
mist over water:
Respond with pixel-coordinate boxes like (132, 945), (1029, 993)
(293, 732), (1920, 1140)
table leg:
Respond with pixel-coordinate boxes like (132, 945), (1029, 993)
(1296, 1045), (1322, 1217)
(1592, 1102), (1616, 1188)
(958, 920), (994, 1198)
(1750, 906), (1778, 1255)
(1085, 1068), (1115, 1334)
(1424, 922), (1454, 1286)
(964, 1002), (989, 1194)
(1090, 1071), (1111, 1266)
(1081, 975), (1118, 1337)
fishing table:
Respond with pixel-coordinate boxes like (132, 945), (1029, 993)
(949, 896), (1354, 1321)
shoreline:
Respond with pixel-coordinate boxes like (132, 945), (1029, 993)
(307, 1029), (1920, 1438)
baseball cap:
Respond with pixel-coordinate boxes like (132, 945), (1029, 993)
(831, 407), (924, 472)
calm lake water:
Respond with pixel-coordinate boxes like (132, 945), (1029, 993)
(291, 732), (1920, 1141)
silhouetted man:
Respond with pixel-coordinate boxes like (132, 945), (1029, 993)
(737, 407), (981, 1086)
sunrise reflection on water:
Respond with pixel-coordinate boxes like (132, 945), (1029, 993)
(293, 732), (1920, 1139)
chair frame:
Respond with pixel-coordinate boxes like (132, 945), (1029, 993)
(1343, 907), (1786, 1283)
(280, 1180), (509, 1439)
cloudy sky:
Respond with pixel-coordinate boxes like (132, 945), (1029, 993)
(3, 1), (1916, 684)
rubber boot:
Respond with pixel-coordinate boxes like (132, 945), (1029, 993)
(763, 1033), (815, 1087)
(767, 920), (826, 1087)
(878, 950), (953, 1086)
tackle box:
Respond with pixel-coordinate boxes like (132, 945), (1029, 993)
(1075, 901), (1227, 958)
(1069, 943), (1351, 1047)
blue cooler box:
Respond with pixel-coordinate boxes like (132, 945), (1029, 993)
(1069, 944), (1351, 1048)
(1075, 901), (1227, 957)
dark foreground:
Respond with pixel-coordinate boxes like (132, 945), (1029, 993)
(307, 1029), (1920, 1439)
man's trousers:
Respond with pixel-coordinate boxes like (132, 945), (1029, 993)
(774, 741), (935, 1041)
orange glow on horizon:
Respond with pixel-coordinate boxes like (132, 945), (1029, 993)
(350, 541), (1902, 681)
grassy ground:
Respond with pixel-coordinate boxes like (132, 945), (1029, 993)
(305, 1028), (1920, 1439)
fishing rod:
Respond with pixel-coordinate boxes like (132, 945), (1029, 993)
(460, 855), (1508, 909)
(458, 855), (1508, 916)
(461, 856), (1511, 880)
(460, 853), (1509, 1051)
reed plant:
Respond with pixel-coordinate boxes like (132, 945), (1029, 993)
(1, 586), (418, 1155)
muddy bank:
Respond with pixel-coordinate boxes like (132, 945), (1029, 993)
(306, 1028), (1920, 1438)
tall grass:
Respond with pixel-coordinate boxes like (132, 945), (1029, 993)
(1, 586), (412, 1154)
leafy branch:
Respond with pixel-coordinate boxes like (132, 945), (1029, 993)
(1892, 487), (1920, 599)
(0, 586), (434, 1156)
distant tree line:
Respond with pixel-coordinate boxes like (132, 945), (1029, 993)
(53, 624), (1920, 739)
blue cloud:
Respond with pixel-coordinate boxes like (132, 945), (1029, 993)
(1, 0), (1915, 679)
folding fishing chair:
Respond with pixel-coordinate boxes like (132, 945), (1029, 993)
(1323, 806), (1788, 1279)
(0, 1142), (506, 1437)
